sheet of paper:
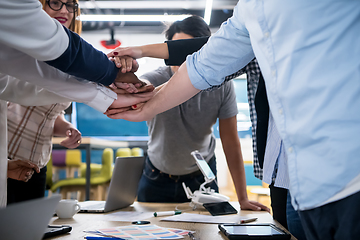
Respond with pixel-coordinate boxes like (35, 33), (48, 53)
(161, 212), (247, 224)
(97, 224), (189, 239)
(99, 211), (154, 222)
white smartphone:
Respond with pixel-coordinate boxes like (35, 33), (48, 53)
(191, 150), (216, 182)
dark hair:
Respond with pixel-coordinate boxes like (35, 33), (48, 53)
(165, 15), (211, 40)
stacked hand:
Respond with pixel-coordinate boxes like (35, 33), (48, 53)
(107, 46), (144, 61)
(8, 159), (40, 182)
(106, 53), (155, 115)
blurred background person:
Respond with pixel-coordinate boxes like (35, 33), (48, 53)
(133, 16), (268, 211)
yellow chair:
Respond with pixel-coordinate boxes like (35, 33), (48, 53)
(51, 149), (82, 181)
(131, 147), (143, 157)
(79, 147), (131, 178)
(116, 147), (132, 158)
(50, 148), (114, 201)
(79, 162), (103, 178)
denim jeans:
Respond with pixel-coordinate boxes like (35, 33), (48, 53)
(287, 192), (307, 240)
(137, 155), (218, 202)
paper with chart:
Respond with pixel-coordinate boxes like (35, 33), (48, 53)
(96, 224), (191, 239)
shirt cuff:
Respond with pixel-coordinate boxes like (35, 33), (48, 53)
(186, 54), (212, 90)
(85, 85), (117, 113)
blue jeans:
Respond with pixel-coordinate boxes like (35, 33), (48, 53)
(137, 155), (218, 202)
(287, 192), (307, 240)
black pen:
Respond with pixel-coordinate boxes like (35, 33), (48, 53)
(188, 232), (198, 240)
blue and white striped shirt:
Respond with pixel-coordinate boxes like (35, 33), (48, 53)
(262, 113), (289, 189)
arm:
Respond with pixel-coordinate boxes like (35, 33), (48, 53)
(53, 114), (82, 149)
(219, 116), (270, 212)
(107, 8), (253, 120)
(0, 0), (140, 86)
(108, 37), (210, 65)
(108, 43), (169, 60)
(165, 37), (209, 66)
(106, 63), (199, 121)
(0, 71), (115, 113)
(0, 44), (154, 112)
(108, 36), (247, 81)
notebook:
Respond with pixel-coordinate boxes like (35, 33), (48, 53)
(0, 195), (61, 240)
(78, 156), (145, 213)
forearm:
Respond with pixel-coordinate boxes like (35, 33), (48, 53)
(142, 63), (199, 120)
(165, 37), (209, 66)
(53, 114), (73, 136)
(0, 0), (117, 85)
(0, 0), (68, 60)
(219, 117), (249, 202)
(0, 46), (117, 112)
(141, 43), (169, 59)
(45, 27), (118, 85)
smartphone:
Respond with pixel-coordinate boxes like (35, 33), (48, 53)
(43, 225), (72, 239)
(218, 224), (291, 240)
(203, 201), (238, 216)
(191, 150), (216, 182)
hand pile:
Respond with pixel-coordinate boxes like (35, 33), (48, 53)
(105, 52), (155, 118)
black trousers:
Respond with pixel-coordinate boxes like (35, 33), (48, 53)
(299, 190), (360, 240)
(7, 166), (47, 205)
(269, 183), (288, 230)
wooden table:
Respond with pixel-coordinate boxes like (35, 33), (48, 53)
(52, 137), (129, 200)
(48, 202), (296, 239)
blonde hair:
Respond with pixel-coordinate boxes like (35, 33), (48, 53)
(39, 0), (82, 35)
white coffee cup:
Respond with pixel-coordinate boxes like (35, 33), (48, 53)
(55, 199), (81, 219)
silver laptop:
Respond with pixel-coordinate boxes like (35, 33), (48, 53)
(0, 195), (61, 240)
(79, 156), (145, 213)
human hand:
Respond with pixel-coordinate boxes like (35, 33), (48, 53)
(108, 91), (154, 111)
(239, 199), (270, 212)
(109, 79), (155, 94)
(105, 84), (161, 120)
(107, 46), (144, 59)
(110, 56), (139, 73)
(60, 128), (82, 149)
(114, 71), (146, 90)
(7, 159), (40, 182)
(105, 102), (152, 122)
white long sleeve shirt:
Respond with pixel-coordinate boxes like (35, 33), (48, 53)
(0, 0), (119, 205)
(0, 46), (117, 206)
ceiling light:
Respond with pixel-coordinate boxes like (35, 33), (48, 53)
(204, 0), (213, 25)
(80, 14), (192, 22)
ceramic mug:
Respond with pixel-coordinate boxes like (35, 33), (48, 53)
(55, 199), (81, 219)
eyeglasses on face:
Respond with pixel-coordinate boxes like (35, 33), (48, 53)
(46, 0), (78, 13)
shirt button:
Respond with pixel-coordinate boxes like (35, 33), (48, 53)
(288, 147), (293, 153)
(278, 109), (283, 115)
(104, 96), (107, 100)
(272, 70), (276, 76)
(264, 32), (270, 38)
